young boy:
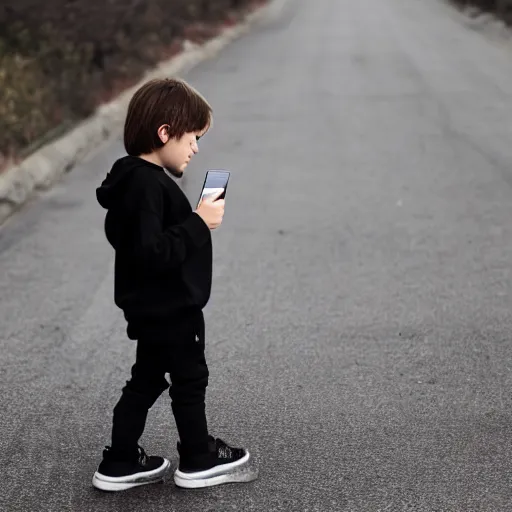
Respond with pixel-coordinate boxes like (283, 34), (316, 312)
(92, 78), (257, 491)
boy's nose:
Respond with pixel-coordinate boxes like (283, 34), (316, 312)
(191, 141), (199, 153)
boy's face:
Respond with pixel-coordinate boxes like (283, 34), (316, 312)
(159, 128), (207, 178)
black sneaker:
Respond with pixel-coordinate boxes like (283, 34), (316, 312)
(92, 446), (170, 491)
(174, 436), (258, 489)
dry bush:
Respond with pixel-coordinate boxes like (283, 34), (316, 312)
(0, 0), (260, 167)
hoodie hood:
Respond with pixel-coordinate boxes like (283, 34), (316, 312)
(96, 155), (162, 210)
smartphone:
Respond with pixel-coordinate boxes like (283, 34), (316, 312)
(197, 170), (230, 207)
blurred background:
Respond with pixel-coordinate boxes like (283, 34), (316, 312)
(0, 0), (263, 172)
(0, 0), (510, 174)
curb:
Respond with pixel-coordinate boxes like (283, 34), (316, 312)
(0, 2), (269, 226)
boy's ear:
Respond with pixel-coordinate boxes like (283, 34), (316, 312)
(157, 124), (170, 144)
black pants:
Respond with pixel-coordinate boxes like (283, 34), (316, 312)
(110, 309), (210, 458)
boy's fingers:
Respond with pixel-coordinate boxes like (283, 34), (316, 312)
(206, 189), (224, 201)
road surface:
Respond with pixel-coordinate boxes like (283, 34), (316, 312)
(1, 0), (512, 510)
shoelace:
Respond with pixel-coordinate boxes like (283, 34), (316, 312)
(217, 440), (234, 460)
(137, 445), (149, 465)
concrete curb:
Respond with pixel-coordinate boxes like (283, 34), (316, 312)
(0, 2), (269, 226)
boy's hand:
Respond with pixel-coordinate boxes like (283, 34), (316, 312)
(195, 190), (225, 230)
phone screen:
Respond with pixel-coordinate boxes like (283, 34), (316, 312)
(198, 170), (230, 206)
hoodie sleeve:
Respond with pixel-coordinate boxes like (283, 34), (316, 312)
(129, 174), (211, 273)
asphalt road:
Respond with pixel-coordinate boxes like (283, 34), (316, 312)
(2, 0), (512, 510)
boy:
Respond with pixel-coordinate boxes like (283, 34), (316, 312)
(92, 78), (257, 491)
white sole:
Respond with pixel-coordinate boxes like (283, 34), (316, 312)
(174, 452), (258, 489)
(92, 458), (170, 492)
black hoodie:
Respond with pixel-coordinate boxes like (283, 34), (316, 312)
(96, 156), (212, 333)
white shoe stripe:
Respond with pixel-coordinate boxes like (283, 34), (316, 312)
(174, 451), (250, 480)
(94, 458), (170, 483)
